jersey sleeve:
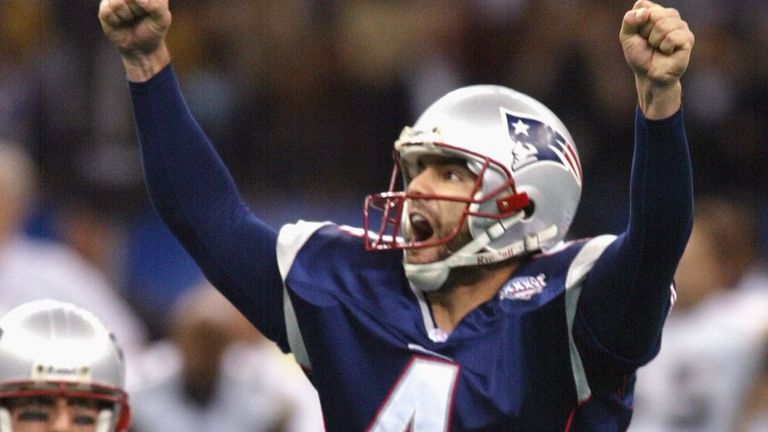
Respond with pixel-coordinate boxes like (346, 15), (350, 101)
(129, 66), (288, 349)
(575, 107), (694, 371)
(276, 220), (332, 369)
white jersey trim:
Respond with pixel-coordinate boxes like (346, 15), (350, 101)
(564, 234), (617, 402)
(277, 220), (332, 369)
(411, 284), (450, 343)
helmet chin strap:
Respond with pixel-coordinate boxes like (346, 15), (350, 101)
(0, 407), (11, 432)
(95, 409), (114, 432)
(404, 211), (559, 293)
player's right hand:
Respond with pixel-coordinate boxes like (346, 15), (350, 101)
(98, 0), (171, 61)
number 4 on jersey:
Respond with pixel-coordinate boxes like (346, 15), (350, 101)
(368, 356), (460, 432)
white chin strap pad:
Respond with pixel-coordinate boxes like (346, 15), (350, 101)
(404, 260), (451, 293)
(95, 409), (114, 432)
(0, 407), (12, 432)
(405, 214), (559, 293)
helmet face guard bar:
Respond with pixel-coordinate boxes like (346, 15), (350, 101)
(363, 142), (530, 251)
(364, 191), (471, 251)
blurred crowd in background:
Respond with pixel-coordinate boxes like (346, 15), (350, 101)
(0, 0), (766, 430)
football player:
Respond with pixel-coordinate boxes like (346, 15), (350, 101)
(0, 300), (130, 432)
(98, 0), (694, 429)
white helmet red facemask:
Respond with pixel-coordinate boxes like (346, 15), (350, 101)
(364, 85), (582, 292)
(0, 300), (131, 432)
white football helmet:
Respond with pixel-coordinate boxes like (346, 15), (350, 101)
(364, 85), (582, 292)
(0, 300), (130, 432)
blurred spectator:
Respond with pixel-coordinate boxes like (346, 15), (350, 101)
(4, 0), (767, 257)
(123, 206), (204, 340)
(739, 354), (768, 432)
(0, 0), (48, 145)
(129, 280), (323, 432)
(0, 142), (148, 375)
(630, 196), (768, 431)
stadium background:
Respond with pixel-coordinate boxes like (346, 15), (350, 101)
(0, 1), (766, 428)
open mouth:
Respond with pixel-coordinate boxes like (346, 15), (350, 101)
(408, 212), (435, 243)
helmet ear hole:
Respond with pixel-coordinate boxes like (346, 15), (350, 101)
(522, 200), (535, 219)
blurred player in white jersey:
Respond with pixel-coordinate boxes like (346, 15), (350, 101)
(631, 196), (768, 431)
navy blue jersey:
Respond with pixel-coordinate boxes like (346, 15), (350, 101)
(128, 66), (693, 431)
(277, 222), (628, 430)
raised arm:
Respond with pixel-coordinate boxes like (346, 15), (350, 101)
(576, 1), (695, 367)
(99, 0), (287, 345)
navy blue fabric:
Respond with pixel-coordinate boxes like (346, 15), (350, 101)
(578, 108), (693, 369)
(284, 225), (588, 430)
(129, 65), (693, 430)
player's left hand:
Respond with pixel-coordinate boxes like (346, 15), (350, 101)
(620, 0), (694, 86)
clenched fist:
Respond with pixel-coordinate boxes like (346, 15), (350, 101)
(620, 1), (695, 118)
(98, 0), (172, 81)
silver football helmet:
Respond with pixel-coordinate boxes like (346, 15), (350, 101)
(364, 85), (582, 292)
(0, 299), (130, 432)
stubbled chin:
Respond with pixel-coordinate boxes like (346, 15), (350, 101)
(404, 245), (443, 264)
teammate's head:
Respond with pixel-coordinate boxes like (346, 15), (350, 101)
(364, 85), (581, 292)
(0, 300), (130, 432)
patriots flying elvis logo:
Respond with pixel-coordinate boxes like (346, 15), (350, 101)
(504, 109), (582, 185)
